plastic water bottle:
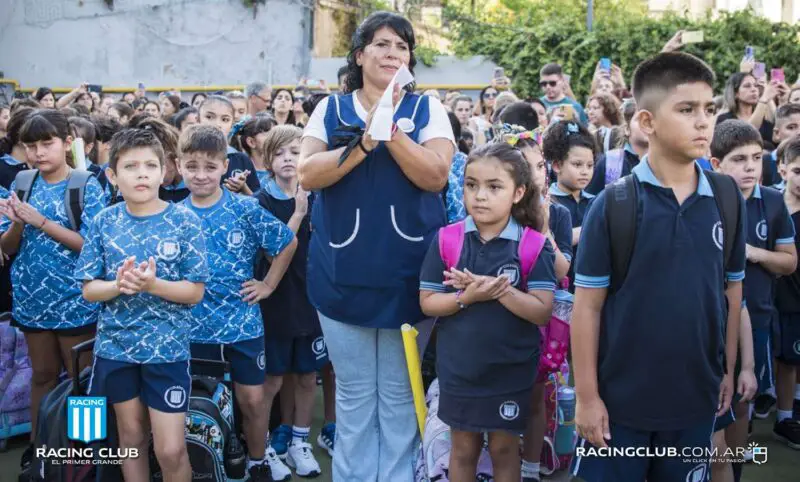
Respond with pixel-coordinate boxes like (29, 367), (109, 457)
(224, 432), (246, 479)
(555, 386), (576, 455)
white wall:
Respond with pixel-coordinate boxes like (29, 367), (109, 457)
(0, 0), (312, 89)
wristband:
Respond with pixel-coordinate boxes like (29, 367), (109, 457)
(358, 138), (372, 155)
(455, 290), (467, 310)
(38, 218), (47, 230)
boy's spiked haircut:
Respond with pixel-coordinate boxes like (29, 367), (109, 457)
(778, 135), (800, 166)
(108, 128), (165, 172)
(776, 103), (800, 125)
(178, 124), (227, 159)
(632, 52), (715, 112)
(710, 119), (763, 160)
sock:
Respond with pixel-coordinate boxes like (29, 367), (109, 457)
(247, 456), (264, 470)
(292, 426), (310, 444)
(795, 384), (800, 400)
(766, 386), (776, 398)
(521, 459), (539, 478)
(778, 409), (793, 422)
(749, 401), (754, 419)
(732, 462), (743, 482)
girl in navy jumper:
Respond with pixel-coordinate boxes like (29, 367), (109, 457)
(420, 142), (556, 482)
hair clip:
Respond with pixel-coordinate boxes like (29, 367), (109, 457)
(229, 119), (246, 139)
(502, 127), (544, 147)
(567, 122), (579, 134)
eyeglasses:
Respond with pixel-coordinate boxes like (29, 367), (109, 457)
(253, 94), (271, 105)
(539, 81), (559, 88)
(483, 92), (498, 99)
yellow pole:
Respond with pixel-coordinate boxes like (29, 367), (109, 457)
(401, 323), (427, 436)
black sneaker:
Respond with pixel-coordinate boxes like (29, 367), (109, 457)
(248, 462), (273, 482)
(754, 393), (777, 419)
(773, 418), (800, 450)
(521, 477), (541, 482)
(19, 444), (33, 471)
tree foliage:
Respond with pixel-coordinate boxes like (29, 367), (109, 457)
(445, 1), (800, 100)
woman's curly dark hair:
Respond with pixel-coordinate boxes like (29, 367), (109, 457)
(344, 12), (417, 94)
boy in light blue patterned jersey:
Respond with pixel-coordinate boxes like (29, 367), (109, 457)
(75, 128), (208, 482)
(178, 124), (297, 482)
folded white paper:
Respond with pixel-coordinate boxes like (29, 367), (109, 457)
(368, 65), (415, 141)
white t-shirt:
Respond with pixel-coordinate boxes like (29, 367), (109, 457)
(303, 91), (455, 146)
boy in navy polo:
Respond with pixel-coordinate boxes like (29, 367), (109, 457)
(710, 119), (795, 481)
(75, 128), (209, 481)
(762, 104), (800, 188)
(178, 125), (297, 482)
(571, 52), (747, 482)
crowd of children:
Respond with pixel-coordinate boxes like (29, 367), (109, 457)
(0, 14), (799, 482)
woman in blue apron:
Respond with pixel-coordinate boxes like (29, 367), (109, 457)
(299, 11), (454, 481)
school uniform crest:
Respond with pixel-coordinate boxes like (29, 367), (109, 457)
(312, 336), (326, 356)
(396, 117), (415, 133)
(157, 238), (181, 261)
(712, 221), (724, 251)
(164, 385), (187, 409)
(257, 350), (266, 370)
(231, 169), (244, 178)
(227, 229), (245, 248)
(686, 464), (706, 482)
(498, 401), (520, 421)
(497, 263), (520, 285)
(756, 220), (768, 241)
(793, 339), (800, 355)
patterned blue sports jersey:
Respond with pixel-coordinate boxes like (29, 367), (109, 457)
(0, 174), (106, 330)
(446, 152), (467, 224)
(74, 202), (209, 363)
(256, 171), (271, 192)
(183, 189), (294, 343)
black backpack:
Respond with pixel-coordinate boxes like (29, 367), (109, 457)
(605, 171), (742, 293)
(14, 169), (94, 232)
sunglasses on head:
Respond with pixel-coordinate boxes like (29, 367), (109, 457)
(483, 91), (498, 99)
(539, 80), (559, 88)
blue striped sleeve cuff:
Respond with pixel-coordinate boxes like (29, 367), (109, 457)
(776, 237), (795, 245)
(725, 271), (745, 282)
(420, 281), (446, 293)
(527, 281), (556, 292)
(574, 274), (610, 288)
(562, 252), (573, 262)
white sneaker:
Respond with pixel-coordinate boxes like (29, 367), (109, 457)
(286, 440), (322, 478)
(265, 446), (292, 481)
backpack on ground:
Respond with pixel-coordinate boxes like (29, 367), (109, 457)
(28, 338), (122, 482)
(414, 379), (493, 481)
(605, 172), (741, 293)
(0, 312), (32, 450)
(537, 282), (573, 380)
(14, 169), (94, 232)
(149, 358), (243, 482)
(539, 363), (575, 476)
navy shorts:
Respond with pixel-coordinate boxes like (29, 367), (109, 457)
(264, 335), (328, 375)
(88, 356), (191, 413)
(776, 312), (800, 366)
(190, 336), (266, 385)
(571, 416), (717, 482)
(752, 327), (774, 394)
(713, 394), (743, 433)
(438, 387), (531, 433)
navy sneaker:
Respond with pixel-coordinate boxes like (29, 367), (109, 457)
(773, 418), (800, 450)
(271, 424), (292, 459)
(753, 394), (777, 419)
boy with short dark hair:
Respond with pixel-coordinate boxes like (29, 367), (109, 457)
(75, 128), (209, 482)
(763, 103), (800, 188)
(773, 134), (800, 449)
(177, 124), (297, 482)
(571, 52), (747, 482)
(539, 63), (589, 125)
(710, 119), (796, 481)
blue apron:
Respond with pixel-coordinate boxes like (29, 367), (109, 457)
(307, 92), (446, 328)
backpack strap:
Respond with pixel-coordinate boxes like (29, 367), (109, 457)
(14, 169), (39, 203)
(438, 221), (466, 270)
(606, 174), (638, 293)
(65, 170), (94, 232)
(518, 227), (546, 289)
(760, 185), (784, 251)
(604, 149), (624, 186)
(705, 171), (740, 275)
(602, 127), (612, 153)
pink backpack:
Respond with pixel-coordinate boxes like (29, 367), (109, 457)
(439, 221), (569, 381)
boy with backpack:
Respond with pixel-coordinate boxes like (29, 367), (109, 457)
(179, 125), (297, 482)
(709, 119), (796, 481)
(571, 52), (746, 482)
(75, 128), (209, 482)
